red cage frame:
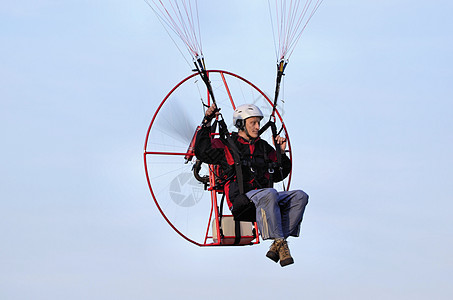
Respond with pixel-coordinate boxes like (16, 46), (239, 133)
(144, 70), (292, 246)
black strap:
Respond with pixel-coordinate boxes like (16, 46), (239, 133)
(211, 119), (218, 134)
(234, 220), (241, 245)
(218, 193), (226, 239)
(270, 122), (283, 172)
(218, 119), (245, 194)
(258, 120), (285, 189)
(263, 143), (274, 188)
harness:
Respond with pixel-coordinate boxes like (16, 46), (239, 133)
(217, 119), (279, 222)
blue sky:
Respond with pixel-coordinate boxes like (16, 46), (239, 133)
(1, 1), (453, 299)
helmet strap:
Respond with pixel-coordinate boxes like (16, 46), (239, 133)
(243, 127), (256, 144)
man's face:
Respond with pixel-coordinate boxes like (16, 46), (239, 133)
(245, 116), (261, 139)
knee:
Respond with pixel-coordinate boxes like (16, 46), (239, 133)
(294, 190), (309, 206)
(260, 188), (279, 206)
(268, 188), (279, 198)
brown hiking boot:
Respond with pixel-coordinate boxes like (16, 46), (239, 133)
(266, 240), (281, 263)
(278, 240), (294, 267)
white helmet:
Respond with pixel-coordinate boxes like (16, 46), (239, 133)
(233, 104), (264, 129)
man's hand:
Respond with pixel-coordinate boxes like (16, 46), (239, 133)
(274, 135), (287, 151)
(203, 104), (219, 124)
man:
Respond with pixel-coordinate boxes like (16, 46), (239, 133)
(194, 103), (309, 267)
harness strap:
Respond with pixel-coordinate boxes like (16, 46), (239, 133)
(270, 121), (285, 190)
(218, 193), (226, 239)
(234, 220), (241, 245)
(218, 119), (245, 194)
(211, 119), (218, 135)
(263, 143), (274, 188)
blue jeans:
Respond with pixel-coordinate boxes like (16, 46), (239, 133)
(246, 188), (309, 240)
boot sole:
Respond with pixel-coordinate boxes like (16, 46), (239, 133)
(266, 251), (279, 263)
(280, 257), (294, 267)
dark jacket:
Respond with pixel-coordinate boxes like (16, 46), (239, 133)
(194, 124), (291, 212)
